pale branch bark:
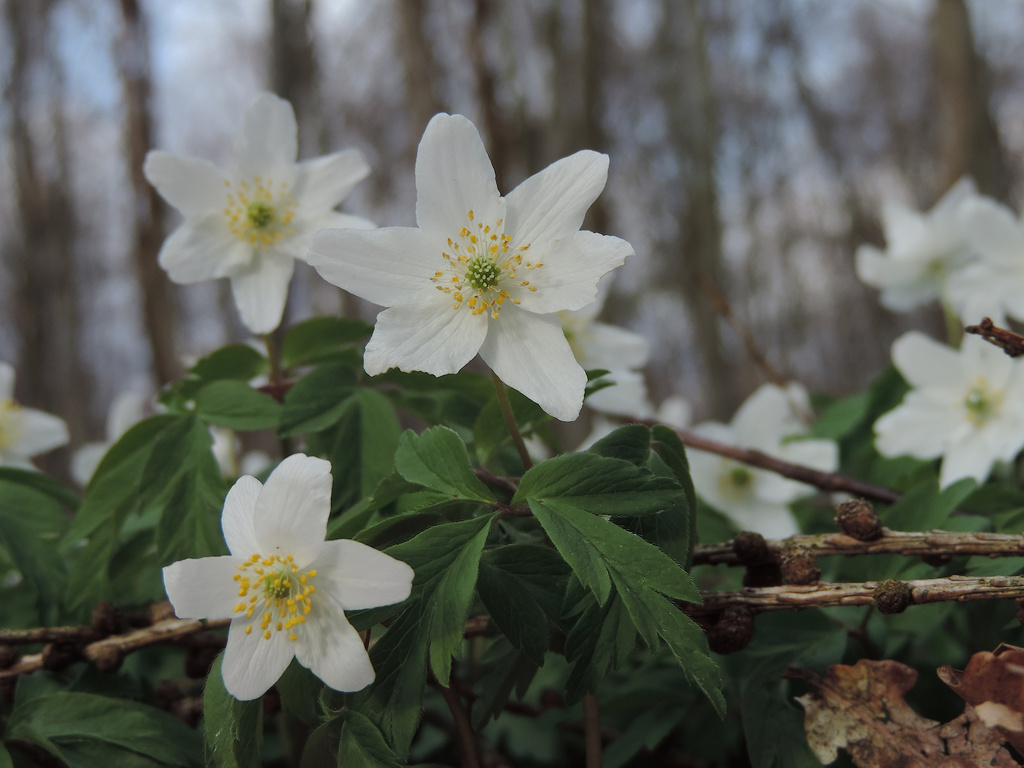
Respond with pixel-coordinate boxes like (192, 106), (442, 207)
(688, 575), (1024, 618)
(693, 530), (1024, 567)
(673, 428), (902, 505)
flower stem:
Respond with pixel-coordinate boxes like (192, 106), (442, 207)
(264, 333), (284, 390)
(583, 692), (603, 768)
(492, 374), (533, 470)
(942, 299), (963, 348)
(438, 682), (481, 768)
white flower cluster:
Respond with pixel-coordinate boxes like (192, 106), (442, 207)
(856, 178), (1024, 488)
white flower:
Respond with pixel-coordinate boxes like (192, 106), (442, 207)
(71, 391), (147, 485)
(946, 196), (1024, 323)
(855, 177), (977, 311)
(144, 93), (374, 334)
(308, 113), (632, 421)
(162, 454), (414, 700)
(561, 284), (651, 417)
(874, 331), (1024, 488)
(687, 383), (837, 539)
(0, 362), (69, 470)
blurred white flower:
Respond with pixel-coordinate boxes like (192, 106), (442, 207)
(163, 454), (414, 701)
(0, 362), (69, 470)
(561, 284), (651, 418)
(308, 113), (632, 422)
(855, 177), (977, 312)
(946, 196), (1024, 323)
(71, 391), (148, 486)
(687, 383), (837, 539)
(875, 331), (1024, 489)
(144, 93), (373, 334)
(580, 395), (691, 451)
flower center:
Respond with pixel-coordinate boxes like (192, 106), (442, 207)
(232, 553), (317, 642)
(429, 209), (541, 320)
(718, 464), (755, 501)
(0, 400), (22, 451)
(964, 381), (999, 425)
(224, 177), (297, 247)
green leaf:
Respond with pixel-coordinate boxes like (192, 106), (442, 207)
(203, 654), (262, 768)
(195, 380), (281, 431)
(281, 316), (373, 369)
(472, 387), (549, 465)
(279, 362), (357, 437)
(477, 545), (569, 664)
(885, 476), (976, 532)
(0, 481), (67, 621)
(350, 515), (494, 757)
(276, 660), (322, 726)
(470, 640), (539, 729)
(741, 661), (821, 768)
(0, 467), (79, 510)
(394, 427), (494, 503)
(806, 391), (869, 441)
(587, 423), (654, 466)
(564, 589), (636, 702)
(0, 743), (12, 768)
(191, 344), (268, 383)
(314, 389), (401, 512)
(138, 416), (226, 564)
(6, 691), (202, 767)
(336, 711), (402, 768)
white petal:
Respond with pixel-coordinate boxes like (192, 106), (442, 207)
(878, 203), (927, 256)
(874, 394), (968, 459)
(293, 594), (375, 692)
(106, 392), (147, 440)
(222, 475), (263, 557)
(940, 428), (1000, 488)
(12, 409), (69, 457)
(513, 231), (632, 314)
(300, 212), (376, 238)
(415, 114), (503, 235)
(158, 220), (252, 283)
(229, 251), (295, 335)
(293, 149), (371, 211)
(571, 321), (650, 370)
(163, 556), (244, 620)
(143, 151), (230, 217)
(71, 443), (108, 486)
(0, 453), (35, 470)
(959, 196), (1024, 263)
(363, 296), (487, 377)
(891, 332), (962, 391)
(308, 227), (434, 306)
(505, 150), (609, 247)
(932, 177), (978, 217)
(0, 362), (13, 400)
(478, 309), (587, 422)
(310, 540), (413, 611)
(727, 501), (800, 540)
(231, 93), (298, 183)
(253, 454), (332, 565)
(731, 384), (799, 446)
(585, 369), (652, 418)
(221, 619), (295, 700)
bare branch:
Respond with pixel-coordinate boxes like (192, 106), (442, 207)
(965, 317), (1024, 358)
(693, 529), (1024, 567)
(688, 575), (1024, 617)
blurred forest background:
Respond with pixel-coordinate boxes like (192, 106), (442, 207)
(0, 0), (1021, 475)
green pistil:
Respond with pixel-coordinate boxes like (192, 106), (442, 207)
(466, 256), (501, 291)
(729, 466), (753, 490)
(263, 571), (290, 599)
(964, 386), (994, 424)
(247, 200), (275, 229)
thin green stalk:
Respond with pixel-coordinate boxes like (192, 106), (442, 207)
(492, 374), (533, 470)
(264, 333), (284, 389)
(942, 299), (963, 348)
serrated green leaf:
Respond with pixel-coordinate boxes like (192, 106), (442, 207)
(470, 640), (539, 729)
(195, 380), (281, 431)
(394, 427), (494, 502)
(276, 660), (322, 726)
(350, 515), (494, 757)
(806, 391), (869, 441)
(587, 423), (653, 466)
(513, 452), (682, 517)
(203, 654), (262, 768)
(741, 661), (821, 768)
(6, 691), (201, 767)
(281, 317), (373, 369)
(191, 344), (268, 383)
(564, 590), (635, 702)
(885, 476), (976, 532)
(278, 362), (357, 437)
(477, 545), (569, 664)
(336, 711), (402, 768)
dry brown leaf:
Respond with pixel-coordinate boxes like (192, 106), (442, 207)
(795, 658), (1018, 767)
(938, 643), (1024, 754)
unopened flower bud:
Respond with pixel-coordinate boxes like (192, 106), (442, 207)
(707, 606), (756, 655)
(873, 579), (913, 614)
(835, 499), (882, 541)
(781, 552), (820, 585)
